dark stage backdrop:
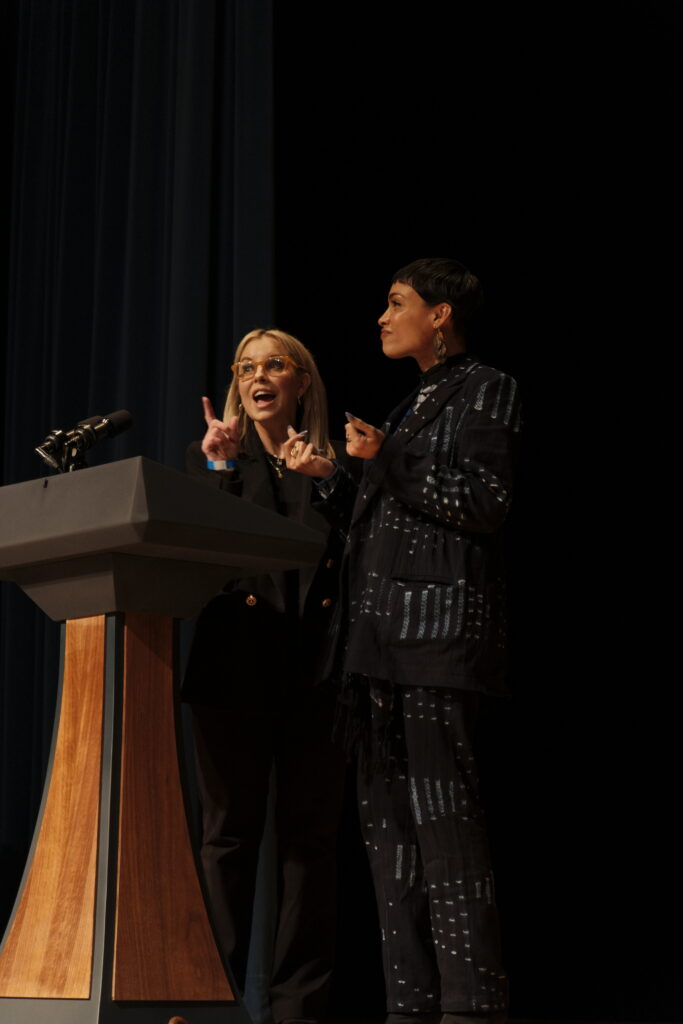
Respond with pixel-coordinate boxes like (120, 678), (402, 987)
(270, 4), (679, 1023)
(1, 0), (274, 966)
(2, 2), (679, 1022)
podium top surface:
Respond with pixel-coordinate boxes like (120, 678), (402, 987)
(0, 456), (326, 577)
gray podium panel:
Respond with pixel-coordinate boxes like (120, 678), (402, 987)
(0, 457), (325, 620)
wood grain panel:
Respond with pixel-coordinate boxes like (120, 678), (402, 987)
(0, 616), (106, 998)
(113, 612), (233, 1001)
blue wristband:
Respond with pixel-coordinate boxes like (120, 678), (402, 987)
(206, 459), (236, 471)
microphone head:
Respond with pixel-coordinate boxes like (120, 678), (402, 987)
(100, 410), (133, 437)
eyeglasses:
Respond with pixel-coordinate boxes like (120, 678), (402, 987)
(230, 354), (301, 380)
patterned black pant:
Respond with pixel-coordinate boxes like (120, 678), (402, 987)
(357, 685), (507, 1016)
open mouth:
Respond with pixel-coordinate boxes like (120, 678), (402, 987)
(252, 389), (276, 408)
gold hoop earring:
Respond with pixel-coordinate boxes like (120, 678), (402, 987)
(433, 328), (447, 362)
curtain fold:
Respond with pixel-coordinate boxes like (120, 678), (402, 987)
(1, 0), (274, 934)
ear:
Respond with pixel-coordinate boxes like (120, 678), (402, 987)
(297, 372), (311, 399)
(432, 303), (453, 329)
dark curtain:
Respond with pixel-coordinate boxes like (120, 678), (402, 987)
(1, 0), (273, 933)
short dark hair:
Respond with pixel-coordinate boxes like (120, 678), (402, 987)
(392, 257), (483, 334)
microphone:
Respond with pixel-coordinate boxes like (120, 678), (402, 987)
(35, 410), (134, 472)
(70, 410), (134, 449)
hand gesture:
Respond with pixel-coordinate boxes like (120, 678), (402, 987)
(344, 413), (384, 459)
(284, 426), (335, 479)
(200, 397), (239, 461)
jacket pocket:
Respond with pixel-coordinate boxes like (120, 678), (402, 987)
(384, 579), (462, 644)
(388, 528), (457, 584)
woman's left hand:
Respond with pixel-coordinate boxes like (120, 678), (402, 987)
(344, 414), (385, 459)
(285, 427), (336, 479)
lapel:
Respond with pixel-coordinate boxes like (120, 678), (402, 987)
(238, 436), (328, 612)
(239, 449), (278, 510)
(239, 429), (324, 529)
(236, 443), (284, 610)
(352, 356), (477, 525)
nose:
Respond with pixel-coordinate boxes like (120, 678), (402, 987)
(378, 306), (390, 326)
(253, 361), (268, 380)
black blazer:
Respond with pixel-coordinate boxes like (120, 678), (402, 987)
(181, 438), (348, 709)
(317, 354), (521, 694)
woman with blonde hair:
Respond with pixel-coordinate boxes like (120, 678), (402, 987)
(222, 328), (334, 459)
(182, 328), (347, 1024)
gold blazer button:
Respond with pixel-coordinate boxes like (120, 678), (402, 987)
(246, 594), (257, 606)
(326, 558), (334, 568)
(321, 598), (332, 608)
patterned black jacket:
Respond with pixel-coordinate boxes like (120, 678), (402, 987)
(317, 353), (521, 694)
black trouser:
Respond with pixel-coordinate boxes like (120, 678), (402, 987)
(192, 684), (346, 1023)
(357, 685), (507, 1016)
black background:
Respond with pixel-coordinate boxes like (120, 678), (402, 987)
(273, 4), (679, 1020)
(2, 1), (680, 1021)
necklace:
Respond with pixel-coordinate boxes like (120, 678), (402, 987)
(265, 451), (285, 478)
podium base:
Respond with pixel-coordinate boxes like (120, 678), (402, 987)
(0, 614), (249, 1023)
(0, 998), (252, 1024)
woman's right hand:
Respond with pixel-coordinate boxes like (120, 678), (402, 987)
(285, 427), (335, 479)
(200, 397), (240, 461)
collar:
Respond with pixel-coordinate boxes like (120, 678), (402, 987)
(418, 351), (469, 387)
(243, 421), (280, 462)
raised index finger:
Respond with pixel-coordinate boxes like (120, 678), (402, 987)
(202, 396), (217, 425)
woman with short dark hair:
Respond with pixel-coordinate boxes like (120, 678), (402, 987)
(289, 258), (520, 1024)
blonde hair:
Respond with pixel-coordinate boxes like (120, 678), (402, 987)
(224, 329), (335, 458)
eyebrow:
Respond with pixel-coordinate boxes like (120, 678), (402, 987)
(388, 290), (404, 300)
(239, 353), (284, 360)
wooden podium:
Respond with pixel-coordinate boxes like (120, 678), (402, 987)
(0, 458), (325, 1024)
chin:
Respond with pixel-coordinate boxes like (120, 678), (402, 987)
(249, 405), (294, 431)
(250, 408), (278, 422)
(382, 342), (402, 360)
